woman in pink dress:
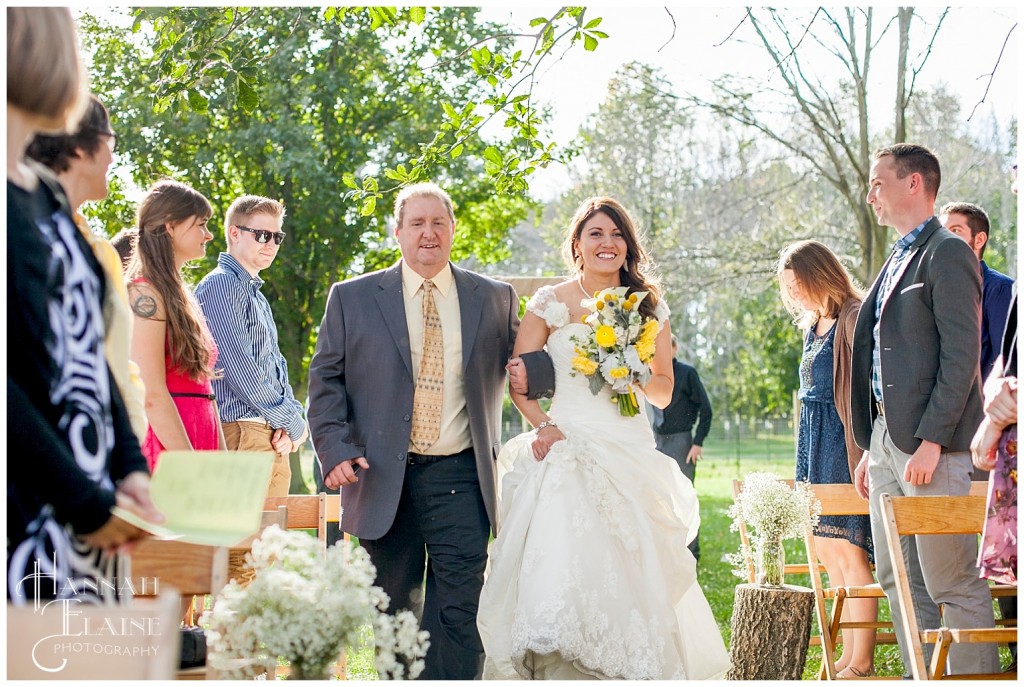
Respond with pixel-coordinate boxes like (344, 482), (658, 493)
(127, 179), (225, 469)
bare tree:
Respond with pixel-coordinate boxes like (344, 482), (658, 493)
(679, 7), (951, 282)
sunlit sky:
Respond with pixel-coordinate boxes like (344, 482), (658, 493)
(80, 4), (1019, 201)
(479, 4), (1019, 195)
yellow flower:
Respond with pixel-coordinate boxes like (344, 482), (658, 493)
(596, 300), (605, 311)
(610, 366), (630, 379)
(636, 320), (659, 362)
(604, 293), (615, 303)
(622, 300), (634, 311)
(572, 356), (599, 376)
(628, 293), (638, 304)
(595, 325), (617, 348)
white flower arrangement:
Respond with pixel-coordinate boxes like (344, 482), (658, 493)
(724, 472), (821, 580)
(203, 525), (428, 679)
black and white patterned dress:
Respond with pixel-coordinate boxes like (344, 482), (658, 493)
(7, 164), (147, 605)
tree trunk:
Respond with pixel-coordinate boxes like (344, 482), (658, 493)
(726, 583), (814, 680)
(895, 8), (913, 143)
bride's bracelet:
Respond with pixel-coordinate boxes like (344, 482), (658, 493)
(536, 420), (558, 432)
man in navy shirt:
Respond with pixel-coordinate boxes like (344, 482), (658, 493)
(940, 201), (1014, 381)
(196, 196), (307, 496)
(648, 335), (713, 563)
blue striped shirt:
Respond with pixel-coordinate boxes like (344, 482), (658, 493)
(195, 253), (305, 439)
(871, 219), (930, 402)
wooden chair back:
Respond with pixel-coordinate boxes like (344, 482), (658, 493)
(7, 591), (180, 679)
(263, 493), (346, 548)
(880, 492), (1017, 680)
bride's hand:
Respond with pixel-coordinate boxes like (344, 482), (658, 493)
(532, 425), (565, 461)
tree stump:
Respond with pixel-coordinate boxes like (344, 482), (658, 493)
(726, 583), (814, 680)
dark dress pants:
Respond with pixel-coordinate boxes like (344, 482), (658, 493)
(653, 431), (700, 562)
(359, 450), (490, 680)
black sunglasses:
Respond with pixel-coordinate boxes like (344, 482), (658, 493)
(236, 225), (286, 245)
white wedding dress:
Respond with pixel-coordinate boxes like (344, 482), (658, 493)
(478, 287), (730, 680)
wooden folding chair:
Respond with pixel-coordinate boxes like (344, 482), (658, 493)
(7, 591), (181, 679)
(803, 483), (897, 679)
(880, 492), (1017, 680)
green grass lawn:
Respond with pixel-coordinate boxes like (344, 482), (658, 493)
(307, 433), (1009, 679)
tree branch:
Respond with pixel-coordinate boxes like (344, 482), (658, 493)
(658, 7), (678, 52)
(967, 22), (1017, 121)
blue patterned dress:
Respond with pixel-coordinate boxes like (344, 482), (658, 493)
(796, 321), (873, 558)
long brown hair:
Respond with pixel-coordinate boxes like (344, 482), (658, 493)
(561, 197), (662, 320)
(777, 240), (863, 329)
(126, 179), (215, 381)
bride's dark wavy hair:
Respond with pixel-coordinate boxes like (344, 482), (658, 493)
(561, 197), (662, 320)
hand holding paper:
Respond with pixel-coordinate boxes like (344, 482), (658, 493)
(112, 451), (275, 546)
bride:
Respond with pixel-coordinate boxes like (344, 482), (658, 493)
(478, 197), (730, 680)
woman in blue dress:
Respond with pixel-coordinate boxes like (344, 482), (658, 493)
(778, 240), (877, 678)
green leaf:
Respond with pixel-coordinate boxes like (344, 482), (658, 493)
(450, 143), (464, 159)
(441, 102), (458, 120)
(584, 35), (598, 51)
(483, 147), (502, 164)
(529, 16), (548, 27)
(360, 196), (377, 216)
(584, 17), (603, 29)
(409, 6), (426, 24)
(236, 77), (258, 113)
(187, 88), (209, 113)
(342, 173), (358, 190)
(323, 7), (337, 22)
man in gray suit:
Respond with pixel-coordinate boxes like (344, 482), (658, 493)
(851, 144), (998, 676)
(307, 183), (518, 679)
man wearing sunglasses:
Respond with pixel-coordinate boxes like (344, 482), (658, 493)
(195, 195), (307, 496)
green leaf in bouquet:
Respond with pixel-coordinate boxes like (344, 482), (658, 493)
(588, 373), (606, 397)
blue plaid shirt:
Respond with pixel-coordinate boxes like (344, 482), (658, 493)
(195, 253), (306, 439)
(871, 219), (930, 402)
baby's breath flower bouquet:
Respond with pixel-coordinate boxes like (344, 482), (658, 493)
(203, 525), (428, 680)
(725, 472), (821, 587)
(570, 286), (660, 416)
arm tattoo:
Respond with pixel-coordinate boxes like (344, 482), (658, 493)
(131, 294), (158, 318)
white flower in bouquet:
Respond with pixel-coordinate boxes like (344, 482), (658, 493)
(724, 472), (821, 580)
(203, 525), (428, 679)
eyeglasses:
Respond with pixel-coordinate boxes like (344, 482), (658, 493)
(235, 225), (286, 245)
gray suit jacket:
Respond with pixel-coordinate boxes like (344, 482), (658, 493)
(307, 261), (519, 540)
(850, 217), (983, 455)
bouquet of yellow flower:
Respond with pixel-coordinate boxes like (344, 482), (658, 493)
(570, 286), (660, 416)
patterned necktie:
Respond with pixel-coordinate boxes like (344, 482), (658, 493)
(410, 280), (444, 452)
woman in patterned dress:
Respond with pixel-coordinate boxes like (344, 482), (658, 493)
(7, 7), (160, 604)
(126, 180), (225, 469)
(778, 240), (877, 678)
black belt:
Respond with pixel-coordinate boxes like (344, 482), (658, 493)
(170, 392), (216, 401)
(875, 400), (885, 417)
(407, 447), (473, 466)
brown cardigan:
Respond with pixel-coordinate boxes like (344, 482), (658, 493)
(832, 296), (863, 482)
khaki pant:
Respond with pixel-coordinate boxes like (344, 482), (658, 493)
(223, 421), (291, 497)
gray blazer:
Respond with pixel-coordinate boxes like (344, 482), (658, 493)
(850, 217), (983, 455)
(307, 261), (519, 540)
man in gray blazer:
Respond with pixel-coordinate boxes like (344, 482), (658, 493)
(307, 183), (518, 679)
(851, 144), (998, 676)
